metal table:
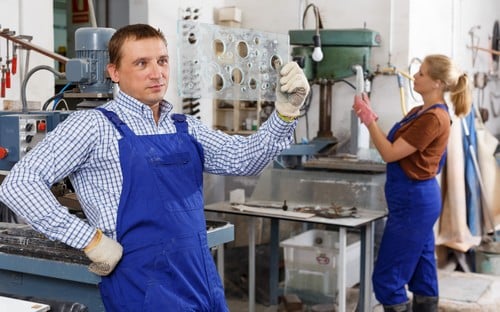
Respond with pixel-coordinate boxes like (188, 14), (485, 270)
(205, 201), (386, 312)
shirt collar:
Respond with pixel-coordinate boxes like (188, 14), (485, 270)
(115, 90), (173, 118)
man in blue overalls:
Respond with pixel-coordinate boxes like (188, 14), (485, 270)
(0, 24), (310, 311)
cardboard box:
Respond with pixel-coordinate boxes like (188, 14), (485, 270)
(217, 6), (242, 23)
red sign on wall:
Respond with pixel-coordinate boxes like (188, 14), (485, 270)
(72, 0), (89, 24)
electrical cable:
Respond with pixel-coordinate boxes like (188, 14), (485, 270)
(301, 4), (324, 29)
(301, 3), (324, 62)
(53, 98), (70, 111)
(41, 82), (72, 111)
(21, 65), (65, 112)
(42, 93), (63, 111)
(333, 79), (356, 90)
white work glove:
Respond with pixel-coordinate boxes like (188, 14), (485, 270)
(275, 62), (311, 118)
(84, 230), (123, 276)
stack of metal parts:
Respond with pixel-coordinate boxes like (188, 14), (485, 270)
(0, 222), (89, 264)
(0, 220), (233, 263)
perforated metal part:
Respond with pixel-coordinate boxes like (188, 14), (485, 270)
(177, 20), (289, 101)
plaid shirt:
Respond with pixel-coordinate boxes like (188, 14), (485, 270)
(0, 91), (295, 249)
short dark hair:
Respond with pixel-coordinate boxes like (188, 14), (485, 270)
(108, 24), (167, 68)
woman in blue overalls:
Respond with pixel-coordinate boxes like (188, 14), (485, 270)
(353, 54), (472, 311)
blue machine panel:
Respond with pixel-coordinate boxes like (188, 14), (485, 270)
(0, 111), (70, 170)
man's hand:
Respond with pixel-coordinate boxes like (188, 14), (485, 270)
(84, 230), (123, 276)
(353, 93), (378, 126)
(275, 62), (310, 118)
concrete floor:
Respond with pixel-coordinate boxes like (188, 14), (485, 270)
(220, 242), (500, 311)
(225, 287), (364, 312)
(227, 297), (278, 312)
(225, 269), (500, 311)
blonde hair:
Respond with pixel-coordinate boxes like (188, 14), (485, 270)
(423, 54), (472, 117)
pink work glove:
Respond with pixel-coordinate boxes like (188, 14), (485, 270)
(353, 93), (378, 126)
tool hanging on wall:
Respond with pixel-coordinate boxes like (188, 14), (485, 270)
(466, 21), (500, 67)
(1, 65), (5, 98)
(491, 20), (499, 63)
(11, 41), (17, 75)
(0, 29), (15, 90)
(468, 25), (481, 67)
(489, 92), (500, 118)
(5, 40), (10, 88)
(0, 26), (65, 102)
(473, 72), (489, 122)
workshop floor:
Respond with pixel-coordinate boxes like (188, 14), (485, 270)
(225, 287), (366, 312)
(221, 244), (500, 311)
(226, 298), (277, 312)
(222, 244), (364, 312)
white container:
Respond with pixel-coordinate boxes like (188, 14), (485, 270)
(280, 229), (360, 298)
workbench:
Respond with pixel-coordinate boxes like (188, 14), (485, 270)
(205, 201), (386, 312)
(0, 220), (234, 311)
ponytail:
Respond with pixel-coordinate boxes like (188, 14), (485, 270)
(450, 73), (472, 117)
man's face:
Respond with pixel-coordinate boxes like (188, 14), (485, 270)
(107, 37), (170, 107)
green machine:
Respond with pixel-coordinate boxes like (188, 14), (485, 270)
(277, 28), (382, 170)
(289, 28), (381, 80)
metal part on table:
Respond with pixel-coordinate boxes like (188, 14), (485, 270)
(231, 201), (359, 218)
(0, 223), (89, 264)
(0, 220), (233, 263)
(177, 20), (289, 101)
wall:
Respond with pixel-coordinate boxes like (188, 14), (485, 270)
(141, 0), (225, 126)
(2, 0), (498, 136)
(0, 0), (54, 111)
(230, 0), (500, 140)
(407, 0), (500, 137)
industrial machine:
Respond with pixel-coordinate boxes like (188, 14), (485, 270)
(0, 26), (115, 171)
(274, 2), (383, 172)
(0, 111), (71, 170)
(278, 27), (382, 171)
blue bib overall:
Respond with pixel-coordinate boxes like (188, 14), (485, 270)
(96, 108), (228, 312)
(372, 104), (448, 305)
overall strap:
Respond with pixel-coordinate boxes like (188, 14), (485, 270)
(95, 107), (135, 137)
(172, 113), (188, 133)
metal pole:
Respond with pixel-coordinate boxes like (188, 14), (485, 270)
(0, 30), (69, 64)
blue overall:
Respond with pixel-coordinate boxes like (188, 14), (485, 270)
(96, 108), (228, 312)
(372, 104), (448, 305)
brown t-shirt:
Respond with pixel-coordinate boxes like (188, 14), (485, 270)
(393, 105), (451, 180)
